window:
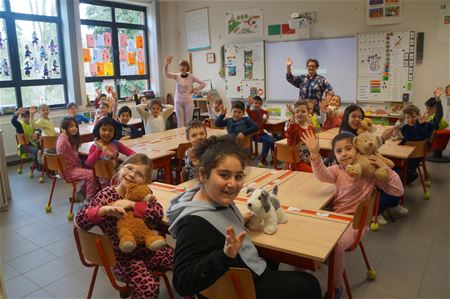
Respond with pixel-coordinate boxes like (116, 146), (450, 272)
(79, 0), (149, 102)
(0, 0), (66, 113)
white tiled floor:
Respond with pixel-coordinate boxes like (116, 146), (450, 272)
(1, 160), (449, 298)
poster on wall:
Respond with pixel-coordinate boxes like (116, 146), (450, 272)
(185, 7), (211, 51)
(438, 4), (450, 42)
(225, 8), (263, 39)
(367, 0), (402, 25)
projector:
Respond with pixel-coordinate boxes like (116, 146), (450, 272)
(289, 17), (313, 29)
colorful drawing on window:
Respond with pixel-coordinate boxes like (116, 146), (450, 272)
(95, 34), (104, 47)
(128, 52), (136, 65)
(82, 48), (91, 62)
(137, 62), (145, 75)
(96, 62), (105, 76)
(89, 63), (97, 76)
(103, 32), (112, 47)
(137, 48), (144, 62)
(102, 48), (110, 62)
(119, 33), (128, 47)
(86, 34), (95, 48)
(105, 61), (114, 76)
(136, 35), (143, 48)
(119, 48), (127, 61)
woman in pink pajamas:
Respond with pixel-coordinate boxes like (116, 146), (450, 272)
(75, 153), (174, 299)
(301, 131), (404, 299)
(164, 56), (206, 127)
(56, 117), (97, 201)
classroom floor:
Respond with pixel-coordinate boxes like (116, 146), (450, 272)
(1, 160), (449, 298)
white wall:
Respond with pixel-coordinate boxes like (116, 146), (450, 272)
(159, 0), (449, 114)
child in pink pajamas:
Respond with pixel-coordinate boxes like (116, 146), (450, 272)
(56, 117), (97, 201)
(301, 130), (404, 299)
(164, 56), (206, 127)
(75, 153), (174, 299)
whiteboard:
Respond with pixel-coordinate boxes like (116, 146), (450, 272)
(185, 8), (211, 51)
(357, 31), (415, 102)
(224, 41), (265, 99)
(266, 37), (357, 103)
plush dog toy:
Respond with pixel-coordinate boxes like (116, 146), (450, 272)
(246, 185), (288, 235)
(357, 118), (375, 135)
(346, 132), (395, 181)
(116, 184), (167, 253)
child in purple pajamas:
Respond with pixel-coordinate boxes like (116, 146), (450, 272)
(75, 153), (174, 299)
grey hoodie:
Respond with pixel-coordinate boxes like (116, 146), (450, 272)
(166, 184), (267, 275)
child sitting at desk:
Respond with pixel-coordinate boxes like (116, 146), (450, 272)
(321, 94), (343, 131)
(206, 91), (224, 120)
(285, 100), (315, 172)
(136, 99), (174, 134)
(246, 96), (274, 165)
(307, 99), (325, 133)
(67, 103), (90, 124)
(11, 107), (40, 168)
(117, 106), (143, 140)
(30, 104), (56, 137)
(400, 104), (434, 183)
(183, 120), (207, 181)
(302, 130), (404, 299)
(215, 100), (259, 145)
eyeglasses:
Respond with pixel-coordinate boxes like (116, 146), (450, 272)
(307, 65), (317, 68)
(122, 164), (146, 180)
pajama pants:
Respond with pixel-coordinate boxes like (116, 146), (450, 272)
(66, 167), (97, 199)
(175, 101), (194, 127)
(288, 161), (313, 173)
(254, 133), (274, 159)
(115, 246), (174, 299)
(335, 226), (367, 287)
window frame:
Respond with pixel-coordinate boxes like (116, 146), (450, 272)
(0, 0), (68, 110)
(79, 0), (150, 101)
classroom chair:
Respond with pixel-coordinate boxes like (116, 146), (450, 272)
(200, 267), (256, 299)
(73, 225), (175, 299)
(405, 140), (431, 200)
(93, 160), (115, 190)
(179, 167), (187, 184)
(173, 142), (191, 184)
(38, 136), (58, 183)
(43, 154), (79, 220)
(426, 129), (450, 162)
(343, 189), (377, 299)
(273, 143), (300, 170)
(15, 133), (37, 178)
(204, 118), (217, 129)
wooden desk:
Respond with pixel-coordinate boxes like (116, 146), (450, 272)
(150, 182), (351, 299)
(264, 118), (287, 136)
(78, 118), (143, 143)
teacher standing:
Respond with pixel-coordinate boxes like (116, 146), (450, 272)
(164, 56), (206, 127)
(286, 57), (333, 113)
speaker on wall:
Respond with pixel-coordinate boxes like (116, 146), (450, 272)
(416, 32), (424, 63)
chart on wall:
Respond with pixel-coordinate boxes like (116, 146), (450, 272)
(357, 31), (415, 102)
(224, 41), (265, 99)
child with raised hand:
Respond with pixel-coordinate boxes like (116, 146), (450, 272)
(246, 96), (274, 165)
(285, 100), (315, 172)
(166, 135), (321, 299)
(11, 107), (40, 166)
(206, 91), (224, 120)
(215, 100), (258, 143)
(183, 120), (207, 181)
(117, 106), (143, 140)
(301, 130), (403, 299)
(85, 117), (135, 170)
(425, 87), (448, 130)
(401, 104), (434, 183)
(56, 117), (96, 201)
(93, 102), (110, 125)
(322, 94), (343, 131)
(66, 103), (90, 124)
(76, 153), (174, 299)
(30, 104), (56, 137)
(307, 99), (325, 133)
(136, 99), (174, 134)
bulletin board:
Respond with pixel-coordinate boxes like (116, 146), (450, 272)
(185, 8), (211, 51)
(357, 31), (415, 102)
(224, 41), (265, 99)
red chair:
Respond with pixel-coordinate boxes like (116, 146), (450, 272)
(173, 142), (191, 184)
(427, 129), (450, 162)
(73, 225), (175, 299)
(43, 154), (79, 220)
(38, 136), (58, 183)
(273, 142), (300, 170)
(343, 190), (377, 299)
(15, 133), (37, 178)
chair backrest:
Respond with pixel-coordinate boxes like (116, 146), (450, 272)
(93, 160), (115, 181)
(238, 134), (253, 150)
(45, 154), (67, 173)
(200, 268), (256, 299)
(16, 133), (29, 146)
(41, 136), (58, 150)
(205, 118), (217, 129)
(180, 167), (187, 184)
(74, 226), (116, 267)
(176, 142), (192, 160)
(405, 140), (427, 159)
(275, 143), (300, 164)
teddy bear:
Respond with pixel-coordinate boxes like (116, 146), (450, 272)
(246, 185), (288, 235)
(346, 132), (395, 181)
(357, 117), (375, 135)
(116, 184), (167, 253)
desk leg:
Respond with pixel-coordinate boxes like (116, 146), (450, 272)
(164, 164), (172, 184)
(327, 248), (336, 299)
(273, 145), (281, 170)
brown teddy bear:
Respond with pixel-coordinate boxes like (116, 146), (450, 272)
(346, 132), (394, 181)
(116, 184), (167, 253)
(357, 118), (375, 135)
